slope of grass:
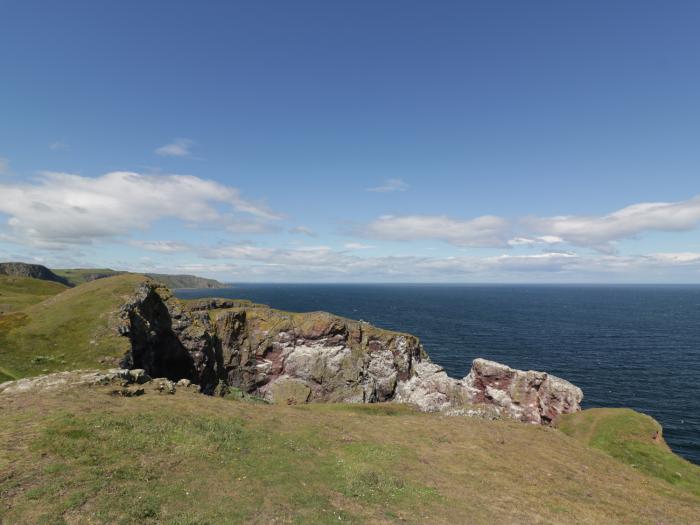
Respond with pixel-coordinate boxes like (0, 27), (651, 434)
(0, 274), (146, 380)
(0, 276), (67, 315)
(1, 386), (699, 525)
(559, 408), (700, 498)
(52, 268), (124, 286)
(52, 268), (224, 290)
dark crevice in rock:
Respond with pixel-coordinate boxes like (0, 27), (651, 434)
(119, 285), (199, 385)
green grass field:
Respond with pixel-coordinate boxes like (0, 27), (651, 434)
(1, 385), (699, 525)
(0, 276), (67, 315)
(52, 268), (124, 286)
(0, 274), (145, 380)
(559, 407), (700, 498)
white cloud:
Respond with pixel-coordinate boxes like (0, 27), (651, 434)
(130, 240), (192, 253)
(525, 195), (700, 252)
(0, 171), (281, 247)
(155, 138), (194, 157)
(367, 178), (409, 193)
(643, 252), (700, 264)
(361, 214), (510, 247)
(289, 226), (317, 237)
(355, 194), (700, 252)
(206, 244), (335, 267)
(49, 141), (67, 151)
(507, 236), (563, 247)
(195, 242), (700, 281)
(344, 242), (374, 250)
(224, 219), (282, 234)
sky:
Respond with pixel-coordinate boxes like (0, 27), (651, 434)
(1, 1), (700, 282)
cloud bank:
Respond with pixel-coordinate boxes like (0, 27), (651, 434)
(362, 214), (510, 247)
(525, 195), (700, 252)
(355, 195), (700, 252)
(0, 171), (280, 247)
(195, 242), (700, 281)
(2, 168), (700, 282)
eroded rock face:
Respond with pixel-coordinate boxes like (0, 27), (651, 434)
(116, 282), (583, 424)
(213, 305), (426, 404)
(464, 359), (583, 424)
(394, 362), (474, 412)
(118, 284), (220, 392)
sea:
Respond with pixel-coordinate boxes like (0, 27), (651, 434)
(176, 284), (700, 465)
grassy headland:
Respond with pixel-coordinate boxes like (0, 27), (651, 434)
(0, 272), (698, 523)
(559, 408), (700, 498)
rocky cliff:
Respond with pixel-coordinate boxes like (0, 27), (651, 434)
(117, 281), (583, 424)
(0, 262), (69, 286)
(2, 262), (225, 289)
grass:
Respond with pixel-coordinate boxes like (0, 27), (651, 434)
(0, 276), (67, 314)
(559, 407), (700, 498)
(0, 274), (146, 379)
(1, 387), (699, 524)
(52, 268), (124, 287)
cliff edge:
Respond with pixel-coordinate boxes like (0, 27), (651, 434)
(118, 281), (582, 424)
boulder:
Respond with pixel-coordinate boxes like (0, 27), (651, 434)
(464, 359), (583, 424)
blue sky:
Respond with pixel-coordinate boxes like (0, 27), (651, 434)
(1, 1), (700, 282)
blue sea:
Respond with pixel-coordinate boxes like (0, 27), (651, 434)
(176, 284), (700, 465)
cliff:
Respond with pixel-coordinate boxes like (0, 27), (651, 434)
(1, 262), (225, 289)
(0, 262), (69, 286)
(118, 281), (582, 424)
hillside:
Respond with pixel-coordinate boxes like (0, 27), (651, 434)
(0, 276), (67, 315)
(0, 262), (69, 286)
(52, 268), (225, 289)
(559, 408), (700, 498)
(145, 273), (226, 289)
(0, 379), (698, 524)
(0, 274), (145, 382)
(52, 268), (125, 286)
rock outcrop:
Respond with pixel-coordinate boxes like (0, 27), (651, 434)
(0, 368), (189, 397)
(395, 358), (583, 424)
(116, 281), (583, 424)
